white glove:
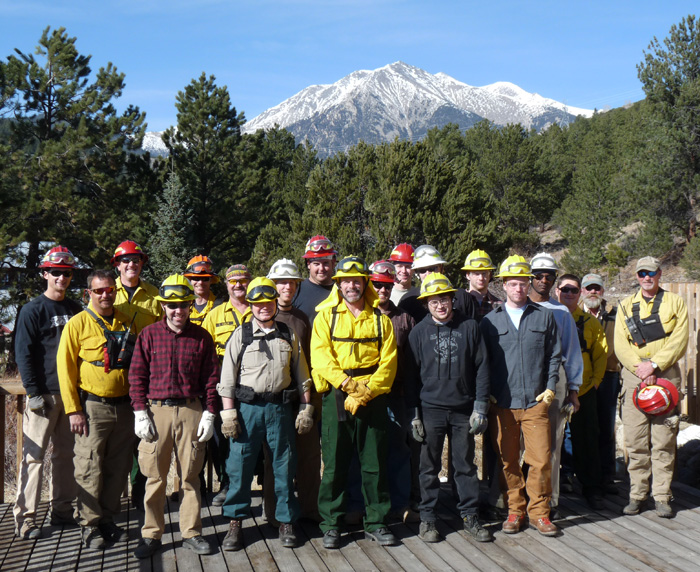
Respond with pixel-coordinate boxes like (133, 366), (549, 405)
(295, 404), (314, 434)
(197, 410), (216, 442)
(134, 410), (155, 442)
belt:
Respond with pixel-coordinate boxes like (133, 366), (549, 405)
(81, 391), (130, 406)
(148, 397), (199, 407)
(343, 365), (378, 377)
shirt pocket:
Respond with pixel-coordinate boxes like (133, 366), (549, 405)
(525, 326), (547, 351)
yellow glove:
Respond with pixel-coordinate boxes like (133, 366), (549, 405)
(535, 389), (555, 406)
(343, 377), (372, 400)
(344, 395), (364, 415)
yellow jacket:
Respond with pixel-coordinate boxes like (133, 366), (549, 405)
(202, 300), (251, 357)
(311, 284), (397, 396)
(57, 303), (138, 414)
(114, 277), (162, 333)
(189, 292), (221, 326)
(614, 288), (688, 374)
(571, 307), (608, 396)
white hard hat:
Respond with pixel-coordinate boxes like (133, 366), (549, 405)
(530, 252), (559, 272)
(412, 245), (447, 271)
(267, 258), (303, 281)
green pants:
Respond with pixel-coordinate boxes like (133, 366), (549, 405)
(318, 389), (390, 533)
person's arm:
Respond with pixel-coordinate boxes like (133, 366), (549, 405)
(14, 305), (40, 395)
(292, 332), (312, 405)
(56, 318), (82, 414)
(367, 314), (398, 397)
(472, 323), (490, 405)
(200, 331), (220, 414)
(651, 295), (689, 372)
(544, 313), (562, 393)
(559, 310), (583, 391)
(128, 331), (151, 411)
(218, 327), (242, 407)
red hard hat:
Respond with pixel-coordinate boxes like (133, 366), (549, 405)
(633, 378), (679, 416)
(39, 246), (76, 269)
(302, 235), (337, 259)
(111, 240), (148, 266)
(389, 243), (414, 264)
(369, 260), (396, 283)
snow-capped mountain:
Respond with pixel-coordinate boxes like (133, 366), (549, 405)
(241, 62), (593, 155)
(141, 130), (169, 157)
(142, 62), (595, 157)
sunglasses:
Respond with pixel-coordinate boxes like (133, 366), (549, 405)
(637, 270), (658, 278)
(164, 301), (191, 310)
(247, 285), (278, 302)
(228, 278), (249, 285)
(159, 284), (193, 299)
(418, 266), (439, 274)
(584, 284), (602, 292)
(189, 276), (210, 282)
(533, 273), (556, 281)
(89, 286), (116, 295)
(559, 286), (580, 295)
(371, 281), (393, 291)
(49, 270), (72, 277)
(118, 255), (142, 265)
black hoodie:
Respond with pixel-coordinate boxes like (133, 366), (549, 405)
(405, 309), (489, 410)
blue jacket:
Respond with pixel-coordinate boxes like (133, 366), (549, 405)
(480, 301), (561, 409)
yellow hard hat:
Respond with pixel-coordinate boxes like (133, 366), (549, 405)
(461, 249), (496, 271)
(417, 272), (457, 299)
(246, 277), (279, 303)
(156, 274), (195, 302)
(497, 255), (534, 279)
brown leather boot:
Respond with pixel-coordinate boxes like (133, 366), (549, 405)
(223, 519), (243, 551)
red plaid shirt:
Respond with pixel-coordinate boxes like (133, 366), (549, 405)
(129, 319), (219, 412)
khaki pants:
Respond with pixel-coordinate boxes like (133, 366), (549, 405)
(74, 399), (134, 526)
(621, 365), (681, 503)
(14, 394), (76, 535)
(548, 365), (568, 507)
(491, 402), (552, 520)
(138, 400), (206, 540)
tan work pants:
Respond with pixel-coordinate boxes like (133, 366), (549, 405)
(491, 402), (552, 520)
(621, 364), (681, 503)
(13, 394), (76, 535)
(138, 400), (206, 540)
(73, 399), (134, 526)
(548, 366), (568, 507)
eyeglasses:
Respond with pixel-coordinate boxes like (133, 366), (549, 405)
(189, 276), (210, 282)
(159, 284), (193, 300)
(164, 301), (191, 310)
(428, 296), (452, 309)
(371, 281), (393, 291)
(584, 284), (602, 292)
(533, 272), (556, 281)
(49, 270), (72, 277)
(558, 286), (580, 295)
(637, 270), (658, 278)
(247, 285), (278, 302)
(118, 255), (142, 265)
(89, 286), (116, 296)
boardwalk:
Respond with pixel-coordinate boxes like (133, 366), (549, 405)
(1, 482), (700, 572)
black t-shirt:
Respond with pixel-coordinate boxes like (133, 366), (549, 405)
(14, 294), (83, 395)
(292, 279), (333, 324)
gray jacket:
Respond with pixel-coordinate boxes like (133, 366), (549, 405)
(480, 301), (561, 409)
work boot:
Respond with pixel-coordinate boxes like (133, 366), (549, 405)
(99, 521), (128, 543)
(655, 501), (674, 519)
(622, 498), (643, 515)
(365, 527), (398, 546)
(463, 514), (491, 542)
(134, 538), (161, 559)
(530, 517), (558, 537)
(183, 535), (214, 554)
(82, 526), (106, 550)
(418, 521), (441, 543)
(279, 523), (297, 548)
(502, 514), (524, 534)
(322, 529), (340, 549)
(222, 519), (243, 551)
(50, 511), (77, 527)
(18, 522), (41, 540)
(212, 486), (228, 507)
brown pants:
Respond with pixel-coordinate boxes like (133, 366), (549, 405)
(73, 399), (134, 526)
(491, 402), (552, 520)
(138, 400), (206, 540)
(14, 394), (77, 535)
(621, 365), (681, 503)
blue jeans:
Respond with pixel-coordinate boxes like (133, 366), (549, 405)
(223, 401), (299, 523)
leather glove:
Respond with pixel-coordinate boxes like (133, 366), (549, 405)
(28, 395), (49, 417)
(197, 410), (216, 442)
(343, 377), (372, 402)
(469, 411), (488, 435)
(535, 389), (556, 407)
(134, 410), (156, 442)
(220, 409), (241, 439)
(561, 402), (575, 423)
(344, 395), (363, 415)
(408, 407), (425, 443)
(295, 404), (314, 434)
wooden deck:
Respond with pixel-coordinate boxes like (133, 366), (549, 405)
(2, 482), (700, 572)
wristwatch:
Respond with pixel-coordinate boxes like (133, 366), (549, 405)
(651, 361), (658, 371)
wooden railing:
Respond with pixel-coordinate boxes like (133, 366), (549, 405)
(0, 377), (25, 503)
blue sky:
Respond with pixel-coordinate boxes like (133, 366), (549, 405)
(1, 1), (697, 131)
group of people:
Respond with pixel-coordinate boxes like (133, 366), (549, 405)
(11, 235), (689, 558)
